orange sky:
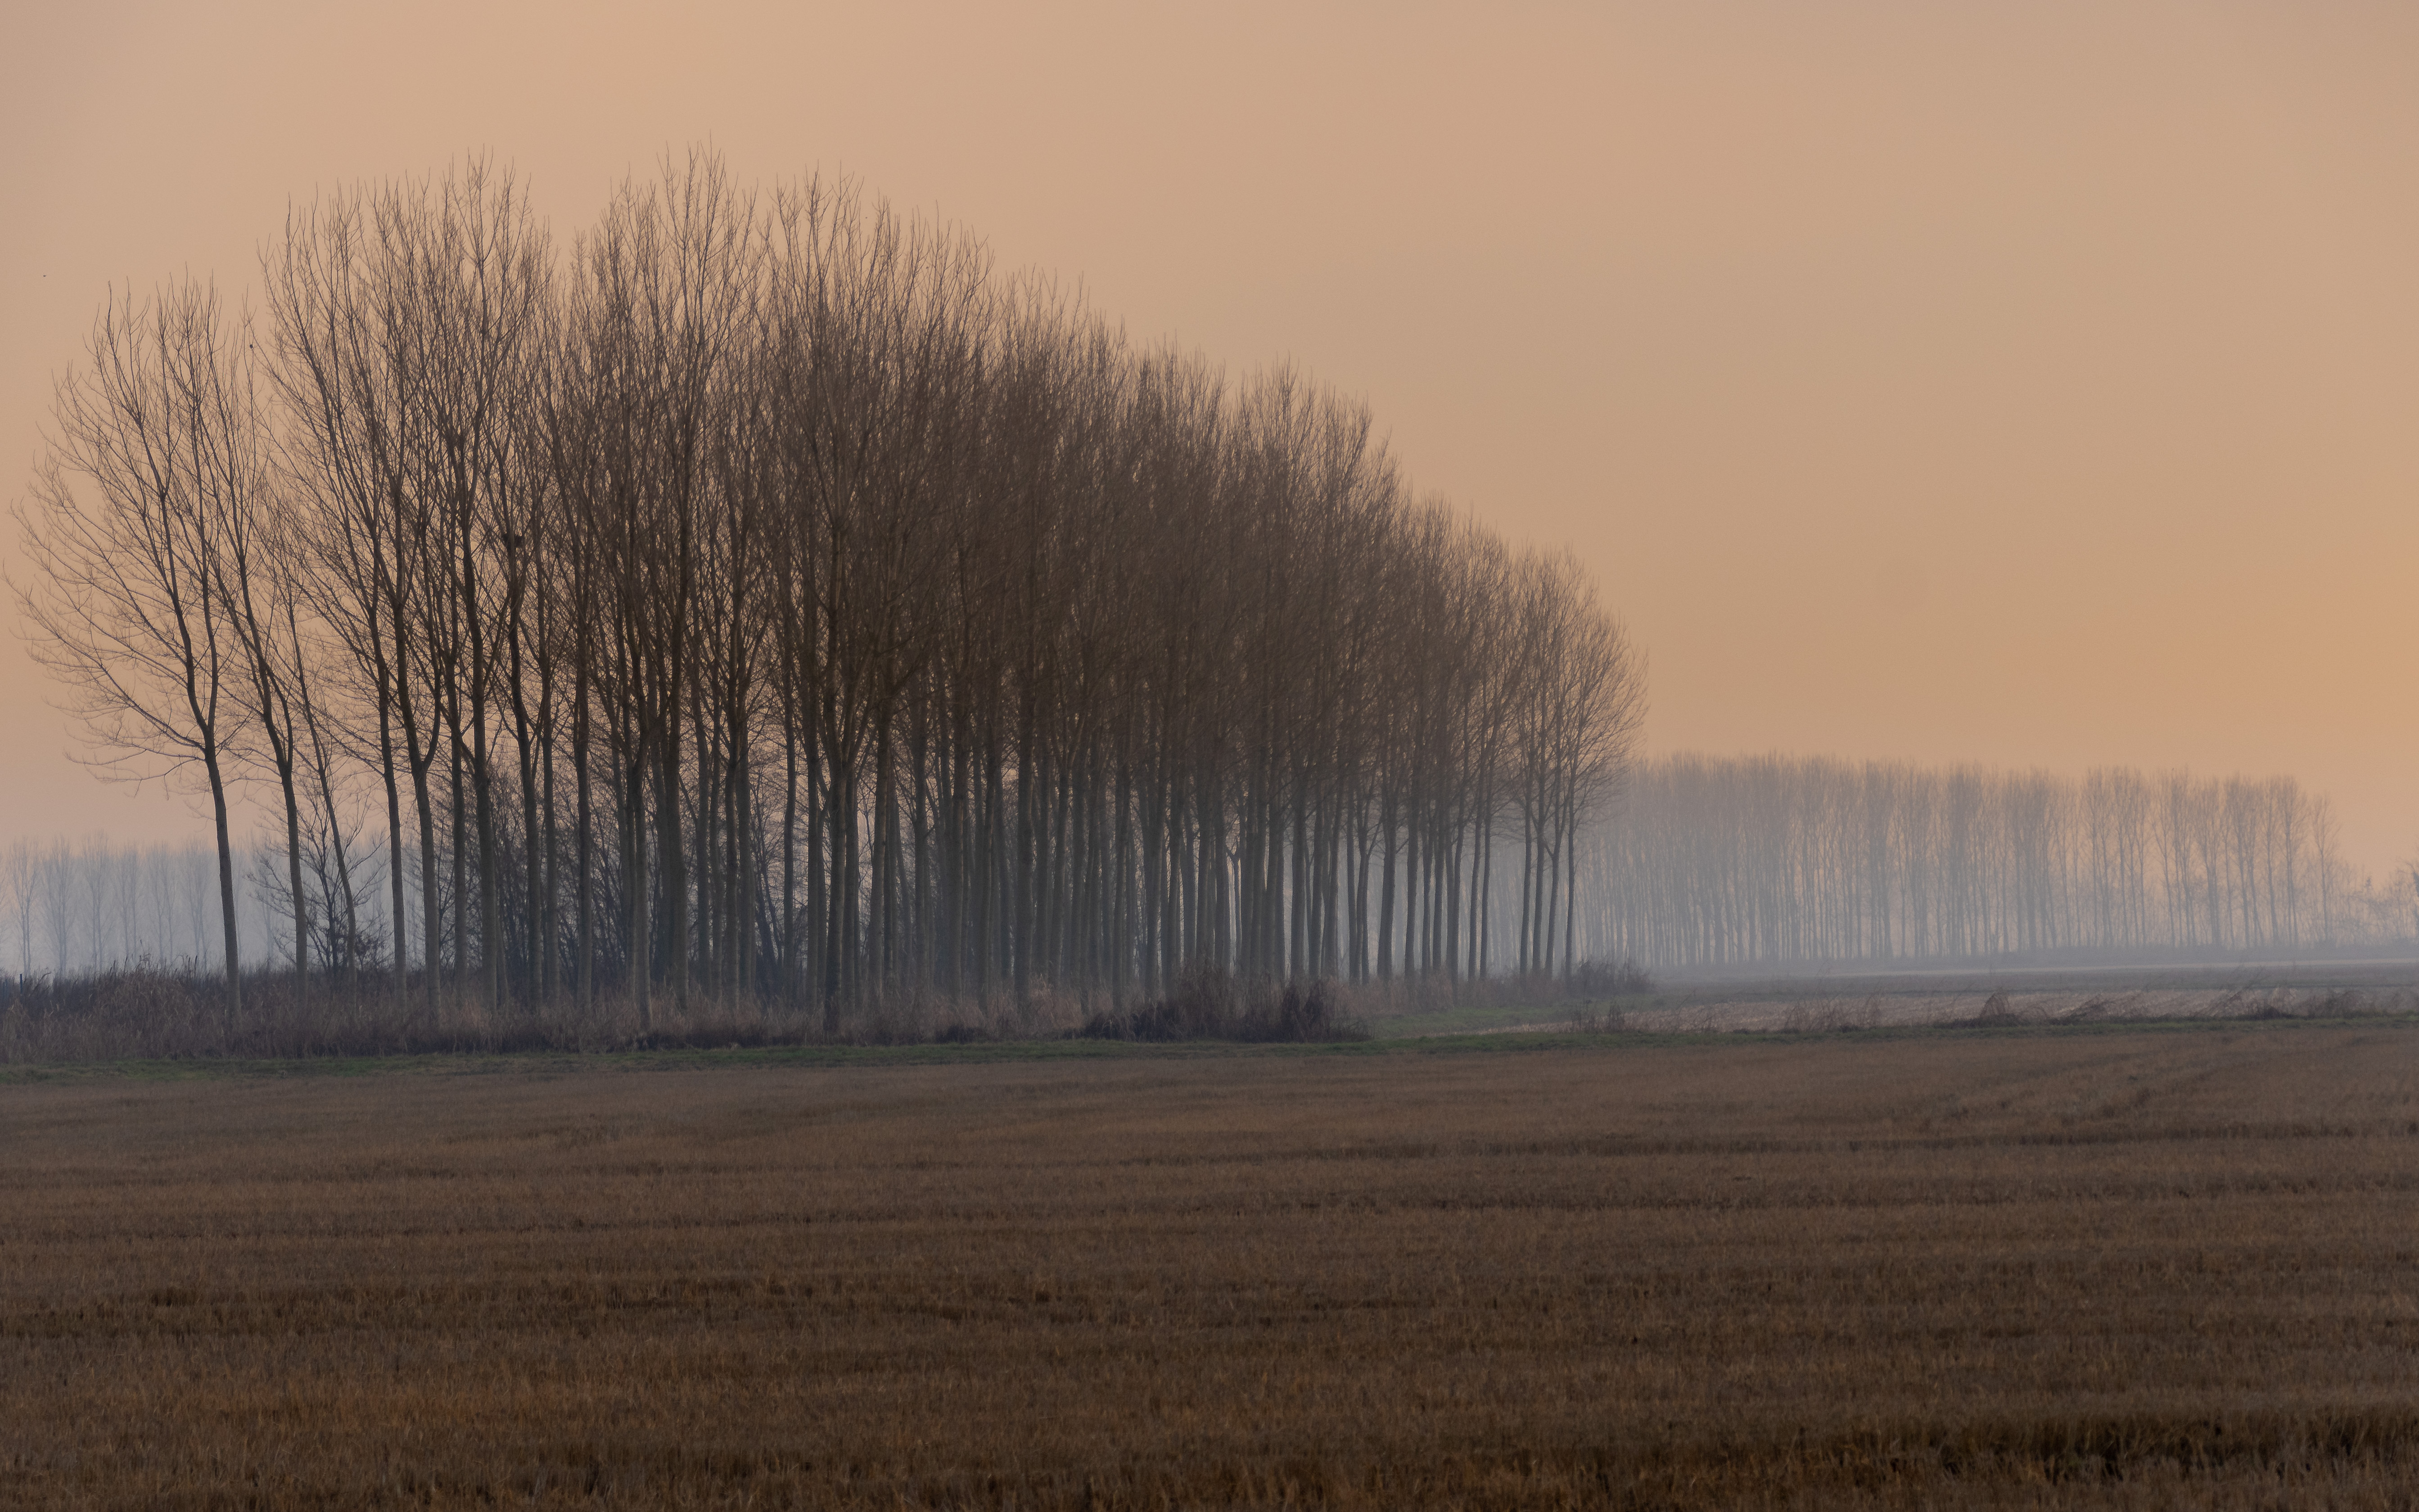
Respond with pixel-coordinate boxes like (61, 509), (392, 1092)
(5, 2), (2417, 871)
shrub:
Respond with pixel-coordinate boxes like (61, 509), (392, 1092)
(1080, 970), (1367, 1043)
(1567, 957), (1655, 997)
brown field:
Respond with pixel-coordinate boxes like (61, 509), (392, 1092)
(4, 1025), (2416, 1509)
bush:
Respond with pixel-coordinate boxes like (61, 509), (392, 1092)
(1964, 990), (2026, 1027)
(1080, 970), (1368, 1043)
(1567, 957), (1655, 998)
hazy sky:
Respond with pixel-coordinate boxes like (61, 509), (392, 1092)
(6, 2), (2417, 870)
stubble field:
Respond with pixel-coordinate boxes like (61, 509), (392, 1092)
(4, 1023), (2415, 1509)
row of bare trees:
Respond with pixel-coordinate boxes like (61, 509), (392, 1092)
(13, 152), (1644, 1024)
(1576, 755), (2404, 969)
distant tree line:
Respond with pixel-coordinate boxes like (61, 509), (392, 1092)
(1575, 755), (2415, 970)
(0, 837), (288, 979)
(2, 839), (215, 978)
(12, 151), (1645, 1024)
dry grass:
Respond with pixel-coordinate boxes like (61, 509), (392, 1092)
(4, 1025), (2416, 1508)
(0, 969), (1110, 1062)
(0, 968), (1382, 1063)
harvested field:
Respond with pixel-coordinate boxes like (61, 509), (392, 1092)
(4, 1022), (2416, 1508)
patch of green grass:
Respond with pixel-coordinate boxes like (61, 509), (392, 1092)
(0, 1029), (1721, 1084)
(4, 1008), (2409, 1084)
(0, 1038), (1162, 1085)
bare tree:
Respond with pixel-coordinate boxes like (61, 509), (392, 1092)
(13, 280), (262, 1019)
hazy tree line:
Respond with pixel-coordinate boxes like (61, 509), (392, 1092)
(0, 837), (294, 979)
(17, 745), (2414, 984)
(12, 151), (1645, 1024)
(1575, 755), (2417, 970)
